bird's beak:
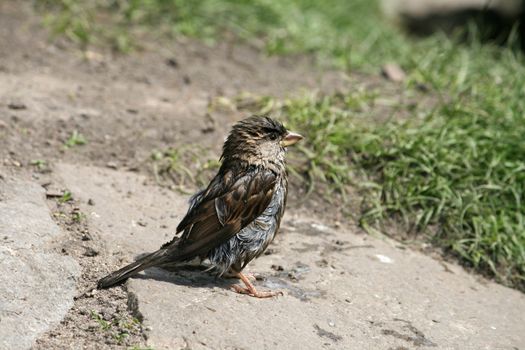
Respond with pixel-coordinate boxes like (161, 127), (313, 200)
(280, 131), (304, 147)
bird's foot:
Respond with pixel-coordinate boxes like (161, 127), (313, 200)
(230, 284), (283, 298)
(230, 271), (283, 298)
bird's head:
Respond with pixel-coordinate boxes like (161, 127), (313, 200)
(221, 115), (303, 169)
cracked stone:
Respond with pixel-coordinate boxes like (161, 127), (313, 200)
(0, 178), (79, 349)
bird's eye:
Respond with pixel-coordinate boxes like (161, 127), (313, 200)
(269, 133), (278, 140)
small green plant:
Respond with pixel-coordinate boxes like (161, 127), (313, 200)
(71, 210), (86, 222)
(59, 191), (73, 203)
(30, 159), (47, 170)
(151, 145), (219, 191)
(90, 310), (141, 344)
(64, 130), (87, 148)
(90, 310), (111, 331)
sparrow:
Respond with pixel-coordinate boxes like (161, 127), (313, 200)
(98, 115), (303, 298)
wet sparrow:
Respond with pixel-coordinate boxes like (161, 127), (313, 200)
(98, 115), (302, 298)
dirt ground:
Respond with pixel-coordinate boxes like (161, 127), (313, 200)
(1, 2), (524, 350)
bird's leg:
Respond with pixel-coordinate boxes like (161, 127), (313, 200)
(231, 272), (283, 298)
(225, 272), (257, 282)
(242, 272), (257, 282)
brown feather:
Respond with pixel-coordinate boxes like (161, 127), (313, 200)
(172, 166), (277, 261)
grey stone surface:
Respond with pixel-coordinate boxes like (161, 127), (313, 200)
(58, 163), (525, 350)
(0, 179), (79, 350)
(56, 163), (187, 256)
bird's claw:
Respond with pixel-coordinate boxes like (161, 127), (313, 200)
(230, 284), (283, 298)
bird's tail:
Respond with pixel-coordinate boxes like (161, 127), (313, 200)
(97, 248), (169, 289)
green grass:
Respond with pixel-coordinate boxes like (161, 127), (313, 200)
(90, 310), (141, 344)
(35, 1), (525, 290)
(64, 130), (87, 148)
(276, 65), (525, 289)
(36, 0), (404, 68)
(58, 190), (73, 203)
(151, 146), (220, 193)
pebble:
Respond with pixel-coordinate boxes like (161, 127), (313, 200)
(7, 102), (27, 110)
(381, 63), (406, 82)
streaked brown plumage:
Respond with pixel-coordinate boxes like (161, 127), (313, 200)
(97, 115), (303, 297)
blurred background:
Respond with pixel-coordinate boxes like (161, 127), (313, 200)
(33, 0), (525, 64)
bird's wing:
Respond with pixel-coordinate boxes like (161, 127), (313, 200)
(170, 167), (277, 260)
